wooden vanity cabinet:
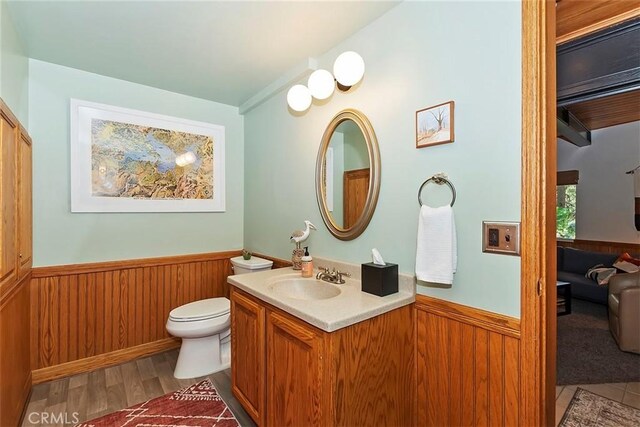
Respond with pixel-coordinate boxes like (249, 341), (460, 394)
(266, 310), (326, 427)
(231, 287), (266, 425)
(230, 286), (415, 427)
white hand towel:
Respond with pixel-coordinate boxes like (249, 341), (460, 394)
(415, 205), (457, 285)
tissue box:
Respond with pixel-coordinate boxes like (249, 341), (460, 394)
(361, 262), (398, 296)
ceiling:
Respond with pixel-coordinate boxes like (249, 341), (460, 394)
(556, 0), (640, 44)
(566, 90), (640, 130)
(7, 0), (400, 107)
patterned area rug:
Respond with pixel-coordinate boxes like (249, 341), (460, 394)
(559, 388), (640, 427)
(76, 379), (239, 427)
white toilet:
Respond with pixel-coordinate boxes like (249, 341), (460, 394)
(166, 255), (273, 379)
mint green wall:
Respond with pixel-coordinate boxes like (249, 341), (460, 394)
(244, 1), (522, 317)
(343, 129), (368, 171)
(29, 59), (244, 267)
(1, 0), (28, 125)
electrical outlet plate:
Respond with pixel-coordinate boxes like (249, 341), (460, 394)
(482, 221), (521, 256)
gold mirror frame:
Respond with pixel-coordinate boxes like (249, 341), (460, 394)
(315, 109), (381, 241)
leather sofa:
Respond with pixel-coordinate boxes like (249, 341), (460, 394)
(608, 271), (640, 354)
(557, 247), (618, 305)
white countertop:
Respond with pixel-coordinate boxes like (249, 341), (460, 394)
(228, 264), (415, 333)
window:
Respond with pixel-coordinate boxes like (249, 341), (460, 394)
(557, 170), (579, 240)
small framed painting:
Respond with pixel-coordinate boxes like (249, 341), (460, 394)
(416, 101), (455, 148)
(70, 99), (225, 212)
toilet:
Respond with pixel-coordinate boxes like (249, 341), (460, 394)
(166, 255), (273, 379)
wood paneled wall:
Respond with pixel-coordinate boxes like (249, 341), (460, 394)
(557, 239), (640, 257)
(30, 251), (241, 382)
(0, 274), (31, 427)
(416, 295), (521, 427)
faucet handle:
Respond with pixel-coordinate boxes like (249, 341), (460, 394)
(336, 270), (351, 283)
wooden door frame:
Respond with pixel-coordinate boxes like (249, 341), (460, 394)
(520, 1), (556, 426)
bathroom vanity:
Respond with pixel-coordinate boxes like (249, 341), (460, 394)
(228, 267), (415, 427)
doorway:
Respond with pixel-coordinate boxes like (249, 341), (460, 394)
(520, 2), (640, 425)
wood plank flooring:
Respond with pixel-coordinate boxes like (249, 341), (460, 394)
(22, 349), (255, 427)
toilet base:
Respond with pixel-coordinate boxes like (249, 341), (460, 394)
(173, 334), (229, 379)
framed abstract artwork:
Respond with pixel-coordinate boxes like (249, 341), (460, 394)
(70, 99), (225, 212)
(416, 101), (455, 148)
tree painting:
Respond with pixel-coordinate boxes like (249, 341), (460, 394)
(416, 101), (454, 147)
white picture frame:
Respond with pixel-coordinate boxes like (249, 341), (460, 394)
(70, 99), (225, 212)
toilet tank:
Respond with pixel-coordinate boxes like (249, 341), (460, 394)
(230, 256), (274, 275)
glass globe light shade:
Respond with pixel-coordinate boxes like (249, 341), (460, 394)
(333, 51), (365, 87)
(307, 69), (335, 100)
(287, 85), (312, 112)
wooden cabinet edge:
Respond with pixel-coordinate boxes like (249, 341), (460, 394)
(17, 127), (33, 280)
(0, 254), (31, 307)
(230, 287), (265, 426)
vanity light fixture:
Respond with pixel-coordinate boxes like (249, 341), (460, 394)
(286, 51), (365, 112)
(307, 69), (335, 100)
(287, 84), (313, 112)
(333, 51), (365, 90)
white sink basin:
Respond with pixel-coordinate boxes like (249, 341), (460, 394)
(268, 277), (342, 301)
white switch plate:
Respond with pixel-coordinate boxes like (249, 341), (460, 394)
(482, 221), (521, 256)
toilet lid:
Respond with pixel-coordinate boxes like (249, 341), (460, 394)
(169, 298), (230, 322)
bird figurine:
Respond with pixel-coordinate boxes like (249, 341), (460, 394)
(290, 220), (317, 249)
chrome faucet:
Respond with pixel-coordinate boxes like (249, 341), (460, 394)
(316, 267), (351, 284)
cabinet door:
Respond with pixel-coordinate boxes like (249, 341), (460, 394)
(266, 310), (325, 427)
(0, 106), (17, 293)
(231, 288), (266, 426)
(17, 129), (32, 277)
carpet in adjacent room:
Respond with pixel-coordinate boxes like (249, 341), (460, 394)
(557, 299), (640, 385)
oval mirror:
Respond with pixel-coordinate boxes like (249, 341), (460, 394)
(316, 109), (380, 240)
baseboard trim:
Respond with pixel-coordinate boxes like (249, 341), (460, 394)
(415, 294), (521, 338)
(31, 338), (181, 384)
(32, 250), (243, 278)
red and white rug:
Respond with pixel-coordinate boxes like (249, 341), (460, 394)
(76, 379), (240, 427)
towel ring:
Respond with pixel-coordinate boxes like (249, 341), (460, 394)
(418, 175), (456, 207)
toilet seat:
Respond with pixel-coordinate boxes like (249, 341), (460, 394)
(169, 298), (230, 322)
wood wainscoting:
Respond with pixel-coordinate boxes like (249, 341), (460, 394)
(415, 295), (521, 427)
(557, 239), (640, 257)
(30, 251), (241, 383)
(0, 273), (31, 427)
